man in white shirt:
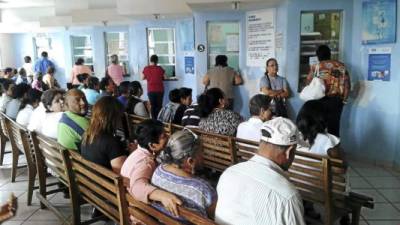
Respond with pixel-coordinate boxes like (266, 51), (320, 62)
(22, 56), (34, 83)
(236, 94), (272, 142)
(216, 117), (305, 225)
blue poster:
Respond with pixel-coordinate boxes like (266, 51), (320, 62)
(185, 56), (194, 74)
(368, 49), (391, 81)
(362, 0), (397, 45)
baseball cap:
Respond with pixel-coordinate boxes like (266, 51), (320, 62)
(260, 117), (298, 146)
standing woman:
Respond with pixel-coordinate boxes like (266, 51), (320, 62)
(70, 58), (92, 87)
(141, 55), (166, 119)
(107, 54), (124, 86)
(260, 58), (289, 117)
(81, 96), (127, 173)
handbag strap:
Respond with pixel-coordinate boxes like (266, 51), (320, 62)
(313, 64), (320, 78)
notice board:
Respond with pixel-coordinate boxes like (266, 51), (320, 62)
(246, 9), (276, 67)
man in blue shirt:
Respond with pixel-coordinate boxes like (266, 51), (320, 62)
(34, 51), (55, 75)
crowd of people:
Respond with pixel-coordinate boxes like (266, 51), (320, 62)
(0, 44), (351, 224)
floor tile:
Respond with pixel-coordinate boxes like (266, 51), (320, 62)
(348, 167), (360, 177)
(378, 189), (400, 203)
(349, 177), (373, 189)
(0, 190), (26, 202)
(394, 203), (400, 211)
(22, 221), (63, 225)
(355, 167), (394, 177)
(367, 221), (400, 225)
(49, 192), (72, 206)
(352, 189), (387, 203)
(362, 203), (400, 220)
(0, 180), (29, 191)
(1, 221), (24, 225)
(18, 190), (55, 206)
(27, 209), (60, 221)
(9, 204), (39, 221)
(365, 177), (400, 189)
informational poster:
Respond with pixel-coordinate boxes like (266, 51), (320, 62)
(184, 56), (194, 74)
(226, 34), (239, 52)
(246, 9), (276, 67)
(368, 47), (391, 81)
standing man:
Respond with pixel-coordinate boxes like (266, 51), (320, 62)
(215, 117), (305, 225)
(34, 51), (55, 76)
(202, 55), (243, 110)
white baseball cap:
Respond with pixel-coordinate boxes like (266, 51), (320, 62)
(260, 117), (298, 146)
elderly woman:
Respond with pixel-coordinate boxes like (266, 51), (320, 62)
(152, 129), (217, 221)
(198, 88), (241, 136)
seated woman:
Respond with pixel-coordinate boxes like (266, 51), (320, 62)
(80, 96), (127, 173)
(126, 81), (149, 117)
(152, 129), (217, 220)
(296, 99), (344, 160)
(120, 119), (182, 217)
(198, 88), (241, 136)
(43, 67), (59, 90)
(16, 89), (42, 127)
(27, 89), (65, 139)
(5, 83), (31, 119)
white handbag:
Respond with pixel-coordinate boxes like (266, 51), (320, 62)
(299, 64), (325, 101)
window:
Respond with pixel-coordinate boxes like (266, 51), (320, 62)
(105, 32), (129, 76)
(147, 28), (176, 78)
(207, 22), (240, 71)
(70, 35), (94, 71)
(298, 11), (342, 91)
(33, 34), (52, 60)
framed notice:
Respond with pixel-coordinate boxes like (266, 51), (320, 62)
(368, 47), (391, 81)
(246, 9), (276, 67)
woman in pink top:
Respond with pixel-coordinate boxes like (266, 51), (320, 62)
(70, 58), (92, 86)
(141, 54), (167, 119)
(121, 119), (182, 216)
(107, 54), (124, 86)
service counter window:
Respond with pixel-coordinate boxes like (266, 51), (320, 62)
(207, 21), (240, 71)
(299, 11), (342, 91)
(33, 35), (52, 60)
(105, 32), (129, 76)
(147, 28), (176, 79)
(70, 35), (94, 72)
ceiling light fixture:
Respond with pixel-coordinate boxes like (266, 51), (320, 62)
(153, 14), (160, 20)
(102, 20), (108, 27)
(232, 1), (240, 10)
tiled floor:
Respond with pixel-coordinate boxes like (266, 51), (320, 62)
(0, 144), (400, 225)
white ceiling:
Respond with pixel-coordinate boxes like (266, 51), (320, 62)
(0, 0), (285, 32)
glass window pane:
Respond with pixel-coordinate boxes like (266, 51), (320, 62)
(207, 22), (240, 71)
(71, 35), (93, 71)
(105, 32), (129, 75)
(298, 11), (342, 91)
(147, 28), (176, 78)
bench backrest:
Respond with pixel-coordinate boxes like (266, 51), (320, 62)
(4, 116), (33, 163)
(30, 131), (68, 185)
(63, 150), (129, 225)
(0, 113), (9, 138)
(196, 129), (236, 172)
(125, 193), (217, 225)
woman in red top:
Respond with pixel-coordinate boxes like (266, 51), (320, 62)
(141, 55), (167, 119)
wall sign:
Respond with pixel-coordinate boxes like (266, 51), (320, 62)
(368, 47), (391, 81)
(246, 9), (276, 67)
(197, 44), (205, 52)
(184, 56), (195, 74)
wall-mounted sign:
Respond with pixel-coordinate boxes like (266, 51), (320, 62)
(185, 56), (195, 74)
(246, 9), (276, 67)
(197, 44), (205, 52)
(368, 47), (391, 81)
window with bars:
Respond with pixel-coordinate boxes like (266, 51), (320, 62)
(105, 32), (129, 76)
(147, 28), (176, 78)
(70, 35), (94, 71)
(33, 35), (52, 60)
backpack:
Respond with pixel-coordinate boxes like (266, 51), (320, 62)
(157, 103), (180, 123)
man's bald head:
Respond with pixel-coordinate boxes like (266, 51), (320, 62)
(65, 89), (88, 116)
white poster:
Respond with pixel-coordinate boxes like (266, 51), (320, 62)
(226, 34), (239, 52)
(246, 9), (276, 67)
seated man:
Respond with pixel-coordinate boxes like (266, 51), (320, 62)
(236, 94), (272, 142)
(215, 117), (305, 225)
(157, 88), (180, 123)
(57, 89), (89, 151)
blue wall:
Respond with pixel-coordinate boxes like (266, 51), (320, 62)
(8, 0), (400, 168)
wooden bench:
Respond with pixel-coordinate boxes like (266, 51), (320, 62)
(30, 131), (70, 224)
(233, 137), (373, 225)
(62, 150), (129, 225)
(4, 116), (37, 205)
